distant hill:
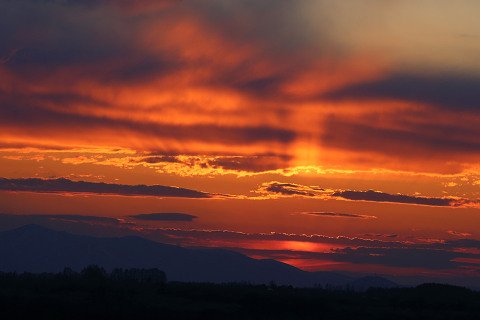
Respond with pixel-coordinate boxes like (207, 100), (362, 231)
(0, 224), (396, 289)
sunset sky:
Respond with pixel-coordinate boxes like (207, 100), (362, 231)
(1, 0), (479, 284)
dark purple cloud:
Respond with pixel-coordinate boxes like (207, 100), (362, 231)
(258, 182), (464, 207)
(300, 212), (377, 219)
(324, 73), (480, 111)
(139, 156), (181, 164)
(0, 0), (309, 93)
(321, 116), (480, 157)
(332, 190), (454, 207)
(137, 154), (292, 173)
(0, 93), (296, 145)
(261, 182), (324, 197)
(209, 155), (291, 172)
(0, 177), (211, 198)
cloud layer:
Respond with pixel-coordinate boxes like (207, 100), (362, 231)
(258, 181), (474, 207)
(0, 178), (211, 198)
(324, 73), (480, 111)
(0, 0), (479, 174)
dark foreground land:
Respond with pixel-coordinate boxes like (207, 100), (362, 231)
(0, 268), (479, 320)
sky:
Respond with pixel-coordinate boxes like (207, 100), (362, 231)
(0, 0), (479, 285)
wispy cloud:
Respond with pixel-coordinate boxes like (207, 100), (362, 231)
(332, 190), (454, 207)
(299, 212), (377, 219)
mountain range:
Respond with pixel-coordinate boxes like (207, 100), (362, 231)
(0, 224), (398, 289)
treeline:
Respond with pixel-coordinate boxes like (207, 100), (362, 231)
(0, 268), (479, 319)
(0, 265), (167, 284)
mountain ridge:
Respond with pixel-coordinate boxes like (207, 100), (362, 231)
(0, 224), (396, 289)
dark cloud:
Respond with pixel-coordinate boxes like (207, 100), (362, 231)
(208, 155), (291, 172)
(300, 212), (377, 219)
(321, 116), (480, 157)
(30, 92), (110, 108)
(103, 55), (184, 84)
(129, 213), (198, 222)
(0, 141), (70, 151)
(257, 182), (467, 207)
(0, 177), (211, 198)
(139, 156), (181, 164)
(0, 0), (136, 71)
(0, 93), (296, 145)
(0, 0), (307, 89)
(186, 0), (315, 54)
(324, 73), (480, 111)
(137, 155), (292, 173)
(260, 181), (324, 197)
(332, 190), (454, 207)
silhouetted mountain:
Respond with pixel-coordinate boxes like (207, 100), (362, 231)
(0, 225), (396, 288)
